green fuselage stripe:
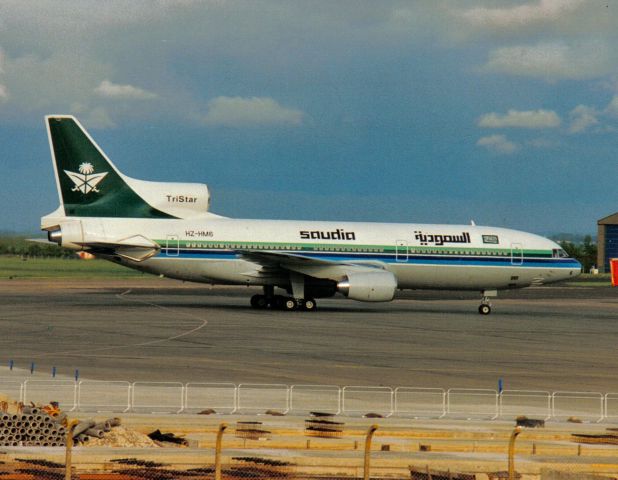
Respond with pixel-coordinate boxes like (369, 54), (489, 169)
(155, 239), (553, 257)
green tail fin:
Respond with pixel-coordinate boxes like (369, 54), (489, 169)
(47, 116), (174, 218)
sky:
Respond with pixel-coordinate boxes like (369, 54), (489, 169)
(0, 0), (617, 235)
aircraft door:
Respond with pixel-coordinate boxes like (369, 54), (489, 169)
(166, 234), (179, 257)
(395, 240), (408, 262)
(511, 243), (523, 266)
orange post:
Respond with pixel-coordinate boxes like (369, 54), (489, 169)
(65, 419), (79, 480)
(610, 259), (618, 287)
(508, 426), (522, 480)
(214, 423), (228, 480)
(363, 425), (378, 480)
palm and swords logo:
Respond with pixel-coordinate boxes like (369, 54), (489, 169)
(64, 162), (108, 194)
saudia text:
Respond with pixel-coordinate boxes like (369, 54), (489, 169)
(414, 231), (471, 246)
(300, 229), (356, 240)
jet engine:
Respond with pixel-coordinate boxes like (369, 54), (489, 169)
(337, 270), (397, 302)
(47, 220), (159, 262)
(47, 220), (83, 250)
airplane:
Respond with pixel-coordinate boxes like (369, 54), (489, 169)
(40, 115), (582, 314)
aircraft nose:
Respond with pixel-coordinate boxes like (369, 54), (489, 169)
(566, 259), (582, 278)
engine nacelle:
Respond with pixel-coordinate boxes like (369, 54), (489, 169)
(47, 220), (159, 261)
(48, 219), (112, 249)
(337, 271), (397, 302)
(47, 220), (84, 250)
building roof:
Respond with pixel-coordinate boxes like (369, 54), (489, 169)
(598, 212), (618, 225)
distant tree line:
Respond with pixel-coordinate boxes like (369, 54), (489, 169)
(558, 235), (597, 273)
(0, 235), (73, 258)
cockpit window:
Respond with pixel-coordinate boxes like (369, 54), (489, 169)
(482, 235), (499, 244)
(552, 248), (569, 258)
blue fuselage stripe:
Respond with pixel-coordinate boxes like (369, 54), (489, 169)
(159, 248), (580, 269)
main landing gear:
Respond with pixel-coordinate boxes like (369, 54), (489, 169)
(250, 285), (316, 311)
(478, 289), (497, 315)
(250, 294), (317, 311)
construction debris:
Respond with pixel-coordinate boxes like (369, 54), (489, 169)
(515, 415), (545, 428)
(410, 465), (477, 479)
(264, 409), (286, 416)
(7, 458), (64, 480)
(111, 458), (169, 467)
(235, 421), (271, 441)
(305, 411), (344, 439)
(572, 433), (618, 445)
(233, 456), (294, 467)
(0, 397), (153, 448)
(147, 429), (189, 446)
(86, 426), (158, 448)
(0, 407), (66, 446)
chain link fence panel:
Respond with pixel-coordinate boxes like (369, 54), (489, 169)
(185, 383), (237, 414)
(77, 380), (131, 413)
(131, 382), (184, 414)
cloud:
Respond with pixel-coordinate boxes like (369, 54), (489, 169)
(483, 41), (612, 80)
(478, 109), (561, 129)
(85, 107), (116, 129)
(461, 0), (585, 29)
(0, 52), (111, 117)
(476, 134), (518, 155)
(604, 95), (618, 117)
(0, 49), (6, 102)
(568, 105), (599, 133)
(526, 138), (557, 148)
(201, 96), (304, 127)
(95, 80), (157, 100)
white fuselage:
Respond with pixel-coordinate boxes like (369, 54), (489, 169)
(57, 215), (581, 291)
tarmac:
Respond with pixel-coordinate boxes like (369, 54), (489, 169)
(1, 278), (618, 478)
(0, 278), (616, 392)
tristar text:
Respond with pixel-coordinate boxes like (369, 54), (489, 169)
(166, 195), (197, 203)
(300, 229), (356, 241)
(414, 231), (471, 246)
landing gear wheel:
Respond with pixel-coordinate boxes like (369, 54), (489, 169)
(250, 294), (268, 309)
(303, 298), (317, 311)
(284, 298), (298, 311)
(478, 304), (491, 315)
(272, 295), (286, 310)
(250, 294), (260, 308)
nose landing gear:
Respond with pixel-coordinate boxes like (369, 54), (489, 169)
(478, 303), (491, 315)
(478, 289), (497, 315)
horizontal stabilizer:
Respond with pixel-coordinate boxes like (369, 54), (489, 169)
(26, 238), (59, 246)
(75, 235), (160, 262)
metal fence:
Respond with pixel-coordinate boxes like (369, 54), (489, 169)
(1, 377), (617, 422)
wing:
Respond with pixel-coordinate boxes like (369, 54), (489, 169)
(236, 249), (389, 281)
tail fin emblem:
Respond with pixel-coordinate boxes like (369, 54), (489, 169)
(64, 162), (109, 194)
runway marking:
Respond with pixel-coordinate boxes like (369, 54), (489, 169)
(21, 290), (209, 359)
(115, 289), (209, 347)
